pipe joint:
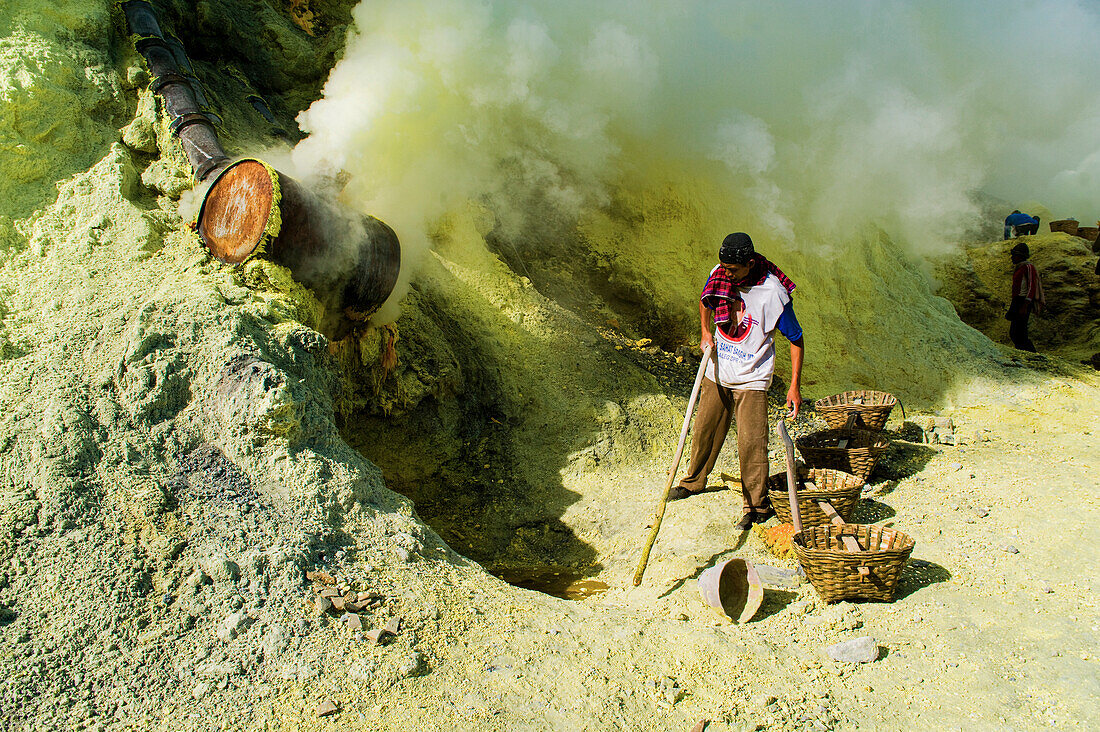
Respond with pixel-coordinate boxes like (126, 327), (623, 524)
(119, 0), (162, 38)
(169, 112), (215, 137)
(151, 71), (192, 94)
(194, 156), (231, 182)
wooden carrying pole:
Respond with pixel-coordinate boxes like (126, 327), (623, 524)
(776, 419), (803, 534)
(817, 500), (868, 561)
(633, 345), (713, 586)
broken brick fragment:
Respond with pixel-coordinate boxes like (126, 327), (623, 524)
(306, 571), (335, 585)
(342, 613), (363, 631)
(315, 700), (339, 717)
(384, 617), (401, 636)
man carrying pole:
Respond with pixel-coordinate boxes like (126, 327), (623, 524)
(668, 233), (805, 531)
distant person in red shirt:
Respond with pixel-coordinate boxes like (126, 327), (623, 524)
(1005, 242), (1044, 352)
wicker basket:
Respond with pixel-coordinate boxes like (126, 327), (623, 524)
(814, 390), (900, 431)
(766, 467), (865, 527)
(1075, 226), (1099, 242)
(793, 524), (915, 602)
(1049, 219), (1079, 235)
(796, 428), (890, 481)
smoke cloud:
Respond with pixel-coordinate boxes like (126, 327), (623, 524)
(292, 0), (1100, 322)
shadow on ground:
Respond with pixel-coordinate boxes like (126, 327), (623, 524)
(852, 499), (896, 523)
(754, 589), (798, 620)
(894, 557), (952, 600)
(871, 435), (937, 483)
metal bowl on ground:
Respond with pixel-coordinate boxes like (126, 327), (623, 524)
(698, 558), (763, 623)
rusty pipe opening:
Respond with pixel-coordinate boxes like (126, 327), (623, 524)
(197, 159), (401, 327)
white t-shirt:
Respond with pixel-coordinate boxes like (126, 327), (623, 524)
(703, 270), (791, 391)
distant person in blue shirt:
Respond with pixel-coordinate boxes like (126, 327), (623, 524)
(1004, 210), (1040, 239)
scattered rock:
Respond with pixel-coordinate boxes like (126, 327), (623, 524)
(788, 599), (812, 616)
(1039, 581), (1053, 594)
(397, 651), (426, 678)
(347, 658), (378, 681)
(825, 637), (879, 664)
(216, 611), (253, 642)
(753, 693), (778, 708)
(201, 556), (240, 584)
(384, 617), (402, 636)
(314, 596), (332, 615)
(815, 605), (862, 632)
(341, 613), (363, 632)
(315, 700), (339, 718)
(198, 661), (241, 679)
(949, 462), (964, 471)
(261, 625), (287, 657)
(648, 676), (684, 706)
(365, 628), (387, 645)
(755, 565), (802, 589)
(306, 570), (335, 585)
(675, 345), (699, 361)
(1001, 545), (1020, 554)
(973, 507), (989, 518)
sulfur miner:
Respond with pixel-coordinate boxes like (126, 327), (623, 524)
(669, 233), (805, 531)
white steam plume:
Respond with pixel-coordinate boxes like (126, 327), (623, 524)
(292, 0), (1100, 322)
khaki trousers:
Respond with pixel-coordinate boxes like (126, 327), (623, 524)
(677, 377), (769, 511)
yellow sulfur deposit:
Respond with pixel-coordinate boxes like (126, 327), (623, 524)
(0, 2), (1098, 730)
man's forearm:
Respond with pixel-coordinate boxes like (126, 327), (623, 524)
(790, 337), (804, 388)
(699, 301), (713, 339)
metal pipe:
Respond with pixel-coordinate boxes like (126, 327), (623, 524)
(197, 160), (401, 323)
(119, 0), (162, 37)
(121, 2), (402, 322)
(163, 34), (223, 126)
(121, 0), (229, 180)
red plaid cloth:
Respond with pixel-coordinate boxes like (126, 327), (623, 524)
(701, 258), (796, 326)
